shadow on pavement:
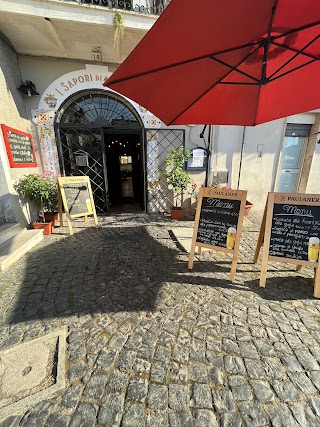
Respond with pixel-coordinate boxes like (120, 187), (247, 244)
(7, 222), (318, 324)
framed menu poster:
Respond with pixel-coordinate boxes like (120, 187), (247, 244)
(1, 124), (37, 168)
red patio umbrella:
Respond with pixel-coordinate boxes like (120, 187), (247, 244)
(104, 0), (320, 126)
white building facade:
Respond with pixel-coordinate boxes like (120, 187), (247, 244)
(0, 0), (319, 224)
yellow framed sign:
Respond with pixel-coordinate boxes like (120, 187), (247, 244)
(188, 187), (247, 280)
(254, 192), (320, 298)
(57, 176), (98, 235)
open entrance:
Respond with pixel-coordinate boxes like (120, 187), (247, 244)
(105, 131), (145, 213)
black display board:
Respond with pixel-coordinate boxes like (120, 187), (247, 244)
(1, 124), (37, 167)
(62, 183), (91, 216)
(188, 187), (247, 281)
(196, 197), (241, 248)
(269, 203), (320, 262)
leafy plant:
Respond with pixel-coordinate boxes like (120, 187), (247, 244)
(163, 147), (191, 208)
(113, 12), (125, 47)
(15, 172), (58, 221)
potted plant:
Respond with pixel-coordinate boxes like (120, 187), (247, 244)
(163, 147), (191, 220)
(15, 172), (58, 235)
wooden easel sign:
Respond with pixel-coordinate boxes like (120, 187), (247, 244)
(254, 192), (320, 298)
(57, 176), (98, 235)
(188, 187), (247, 280)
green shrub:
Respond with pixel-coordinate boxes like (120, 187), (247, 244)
(15, 173), (58, 214)
(163, 147), (191, 207)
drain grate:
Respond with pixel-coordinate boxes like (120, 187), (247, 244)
(0, 328), (67, 420)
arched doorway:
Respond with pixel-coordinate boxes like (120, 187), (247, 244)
(55, 89), (145, 214)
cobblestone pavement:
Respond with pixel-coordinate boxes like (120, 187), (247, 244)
(0, 212), (320, 426)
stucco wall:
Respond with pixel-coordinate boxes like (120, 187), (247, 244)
(306, 141), (320, 194)
(0, 37), (41, 224)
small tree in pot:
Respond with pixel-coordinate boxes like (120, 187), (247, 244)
(163, 147), (191, 220)
(15, 173), (58, 234)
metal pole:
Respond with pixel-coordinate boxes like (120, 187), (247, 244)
(237, 126), (246, 189)
(205, 125), (212, 187)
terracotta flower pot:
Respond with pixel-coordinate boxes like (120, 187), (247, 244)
(44, 212), (58, 227)
(32, 221), (52, 235)
(171, 208), (183, 220)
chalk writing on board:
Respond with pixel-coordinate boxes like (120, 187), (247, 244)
(62, 183), (91, 216)
(269, 203), (320, 262)
(8, 131), (34, 163)
(196, 197), (241, 248)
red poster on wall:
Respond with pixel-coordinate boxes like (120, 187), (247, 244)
(1, 124), (37, 168)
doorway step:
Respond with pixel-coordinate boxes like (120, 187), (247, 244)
(0, 223), (43, 271)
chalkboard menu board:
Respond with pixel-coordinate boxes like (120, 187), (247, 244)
(255, 192), (320, 298)
(1, 124), (37, 168)
(188, 187), (247, 281)
(62, 183), (91, 216)
(197, 197), (241, 248)
(270, 203), (320, 262)
(58, 176), (98, 235)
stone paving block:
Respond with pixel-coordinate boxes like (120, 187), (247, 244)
(146, 411), (168, 427)
(127, 377), (148, 403)
(194, 409), (219, 427)
(190, 383), (213, 409)
(83, 371), (109, 400)
(169, 362), (188, 383)
(98, 391), (125, 426)
(264, 402), (298, 426)
(295, 350), (319, 371)
(189, 362), (208, 383)
(168, 411), (193, 427)
(272, 380), (301, 402)
(249, 380), (275, 402)
(244, 359), (266, 379)
(224, 356), (246, 375)
(168, 383), (189, 410)
(219, 412), (243, 427)
(121, 403), (145, 427)
(45, 414), (69, 427)
(69, 402), (96, 427)
(280, 354), (304, 372)
(147, 384), (168, 410)
(288, 372), (318, 394)
(150, 361), (168, 383)
(229, 376), (254, 401)
(307, 396), (320, 417)
(237, 401), (269, 426)
(212, 389), (236, 413)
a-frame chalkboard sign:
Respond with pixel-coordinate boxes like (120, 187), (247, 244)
(58, 176), (98, 235)
(188, 187), (247, 280)
(254, 192), (320, 298)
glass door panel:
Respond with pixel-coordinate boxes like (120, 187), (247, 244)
(278, 136), (307, 193)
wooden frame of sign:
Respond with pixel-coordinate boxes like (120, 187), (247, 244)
(254, 192), (320, 298)
(57, 176), (98, 236)
(188, 187), (247, 280)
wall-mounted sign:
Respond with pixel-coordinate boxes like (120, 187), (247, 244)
(1, 124), (37, 168)
(186, 147), (207, 170)
(75, 152), (89, 167)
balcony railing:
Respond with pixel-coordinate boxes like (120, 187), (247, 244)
(62, 0), (170, 15)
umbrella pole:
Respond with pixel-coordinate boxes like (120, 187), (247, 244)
(200, 125), (212, 187)
(237, 126), (246, 189)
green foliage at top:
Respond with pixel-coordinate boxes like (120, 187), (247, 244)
(163, 147), (191, 207)
(113, 12), (125, 47)
(15, 173), (58, 213)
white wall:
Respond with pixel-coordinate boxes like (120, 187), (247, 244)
(236, 119), (286, 209)
(0, 37), (41, 224)
(306, 142), (320, 194)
